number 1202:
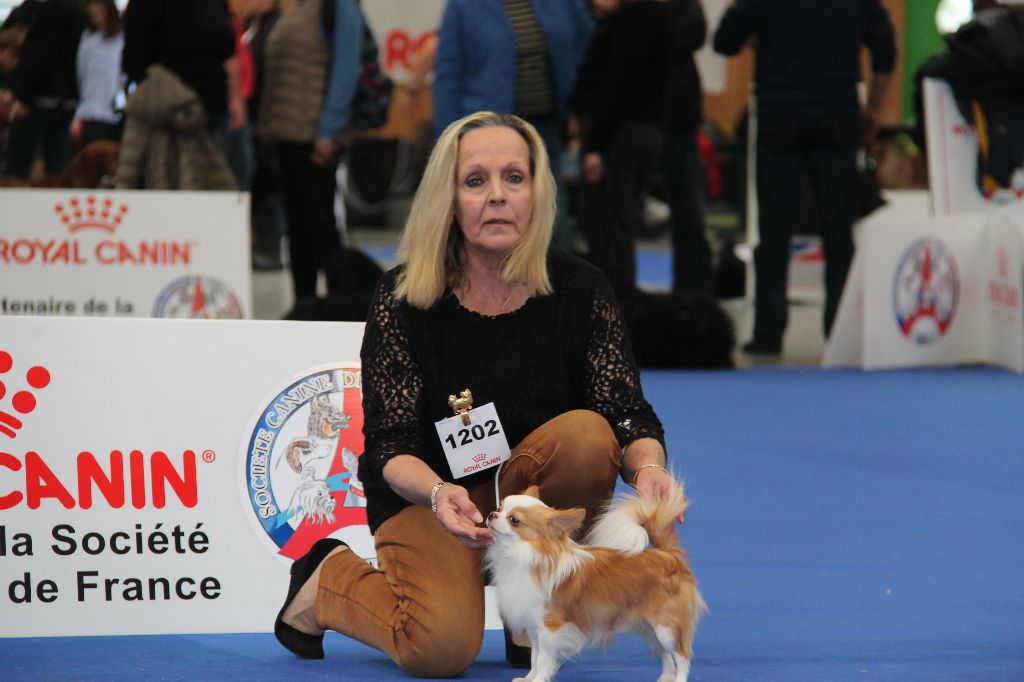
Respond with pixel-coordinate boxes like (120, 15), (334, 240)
(444, 419), (500, 449)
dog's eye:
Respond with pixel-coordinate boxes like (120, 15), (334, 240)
(509, 515), (520, 527)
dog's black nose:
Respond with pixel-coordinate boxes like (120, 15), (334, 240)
(487, 512), (498, 521)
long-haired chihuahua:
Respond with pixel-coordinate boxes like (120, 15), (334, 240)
(485, 480), (705, 682)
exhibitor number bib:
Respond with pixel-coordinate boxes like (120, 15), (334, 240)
(434, 402), (511, 479)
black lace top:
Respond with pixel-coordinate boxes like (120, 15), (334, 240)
(357, 250), (665, 532)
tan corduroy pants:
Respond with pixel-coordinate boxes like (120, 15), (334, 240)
(313, 409), (622, 677)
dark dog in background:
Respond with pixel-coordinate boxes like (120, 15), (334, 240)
(1, 140), (121, 188)
(284, 247), (384, 322)
(616, 286), (736, 369)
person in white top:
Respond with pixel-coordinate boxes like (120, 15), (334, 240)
(72, 0), (123, 147)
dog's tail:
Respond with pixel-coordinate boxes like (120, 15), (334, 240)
(584, 478), (687, 554)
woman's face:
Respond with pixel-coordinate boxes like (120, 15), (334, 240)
(86, 2), (107, 30)
(453, 126), (534, 262)
(592, 0), (622, 18)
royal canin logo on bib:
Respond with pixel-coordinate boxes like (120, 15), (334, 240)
(242, 366), (371, 563)
(892, 237), (960, 345)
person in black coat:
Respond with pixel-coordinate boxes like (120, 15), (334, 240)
(3, 0), (85, 180)
(663, 0), (711, 295)
(714, 0), (896, 354)
(571, 0), (675, 293)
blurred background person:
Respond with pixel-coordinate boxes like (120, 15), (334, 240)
(663, 0), (711, 296)
(258, 0), (361, 313)
(570, 0), (674, 293)
(714, 0), (896, 355)
(122, 0), (236, 144)
(71, 0), (123, 149)
(224, 6), (254, 189)
(3, 0), (85, 182)
(433, 0), (593, 251)
(0, 25), (26, 173)
(244, 0), (287, 271)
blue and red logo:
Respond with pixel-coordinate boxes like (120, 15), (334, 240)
(243, 366), (369, 561)
(893, 237), (960, 345)
(154, 274), (243, 319)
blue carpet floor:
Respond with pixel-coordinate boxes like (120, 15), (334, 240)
(3, 367), (1022, 681)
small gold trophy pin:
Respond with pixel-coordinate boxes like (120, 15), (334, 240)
(448, 388), (473, 425)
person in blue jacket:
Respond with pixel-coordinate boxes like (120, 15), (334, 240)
(433, 0), (592, 251)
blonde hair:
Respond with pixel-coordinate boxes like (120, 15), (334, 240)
(394, 111), (555, 309)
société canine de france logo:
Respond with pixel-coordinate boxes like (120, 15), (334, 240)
(893, 237), (960, 345)
(154, 275), (243, 319)
(242, 365), (371, 562)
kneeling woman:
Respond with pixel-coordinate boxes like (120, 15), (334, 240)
(274, 111), (679, 676)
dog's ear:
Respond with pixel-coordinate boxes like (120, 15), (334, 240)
(550, 508), (586, 536)
(522, 485), (541, 499)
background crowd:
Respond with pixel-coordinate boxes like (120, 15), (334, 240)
(1, 0), (1018, 363)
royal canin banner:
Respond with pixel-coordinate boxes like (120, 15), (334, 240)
(0, 317), (376, 637)
(0, 189), (251, 320)
(362, 0), (443, 84)
(924, 79), (1024, 220)
(823, 214), (1024, 373)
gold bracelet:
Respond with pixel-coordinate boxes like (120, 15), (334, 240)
(632, 463), (669, 487)
(430, 481), (448, 514)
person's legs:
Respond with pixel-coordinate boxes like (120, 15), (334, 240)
(603, 122), (665, 292)
(808, 144), (858, 337)
(749, 139), (802, 349)
(314, 505), (486, 677)
(40, 107), (74, 177)
(527, 114), (573, 252)
(4, 109), (45, 179)
(81, 120), (122, 146)
(664, 126), (712, 295)
(276, 142), (342, 302)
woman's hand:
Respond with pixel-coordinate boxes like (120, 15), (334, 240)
(623, 438), (683, 520)
(633, 464), (674, 500)
(311, 138), (337, 166)
(634, 465), (685, 523)
(434, 484), (493, 549)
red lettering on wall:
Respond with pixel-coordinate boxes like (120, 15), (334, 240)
(384, 30), (436, 73)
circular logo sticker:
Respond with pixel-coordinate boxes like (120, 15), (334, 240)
(154, 274), (243, 319)
(242, 365), (373, 562)
(893, 237), (960, 345)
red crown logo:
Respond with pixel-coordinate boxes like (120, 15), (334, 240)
(53, 195), (129, 233)
(0, 350), (51, 439)
(472, 453), (487, 463)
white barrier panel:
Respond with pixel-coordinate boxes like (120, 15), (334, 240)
(0, 317), (373, 637)
(0, 189), (251, 320)
(824, 215), (1023, 372)
(924, 78), (1024, 219)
